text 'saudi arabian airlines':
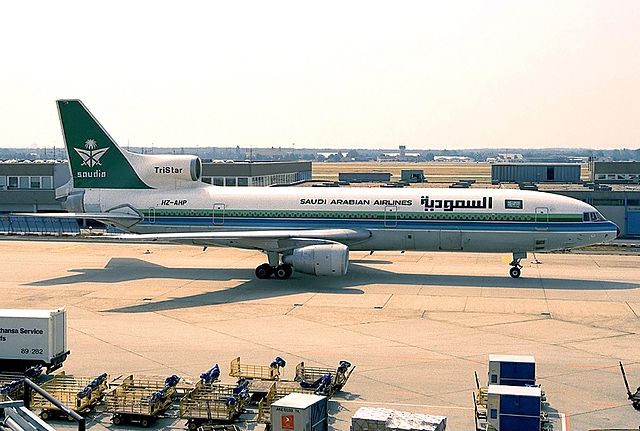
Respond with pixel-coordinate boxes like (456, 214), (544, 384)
(43, 100), (618, 279)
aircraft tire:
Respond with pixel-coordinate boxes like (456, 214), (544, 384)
(509, 266), (521, 278)
(274, 264), (293, 280)
(255, 263), (273, 279)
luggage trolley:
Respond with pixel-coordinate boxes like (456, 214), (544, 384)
(294, 360), (354, 395)
(104, 374), (180, 427)
(229, 356), (286, 381)
(179, 381), (249, 430)
(30, 372), (108, 420)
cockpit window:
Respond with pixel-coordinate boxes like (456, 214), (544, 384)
(584, 211), (605, 222)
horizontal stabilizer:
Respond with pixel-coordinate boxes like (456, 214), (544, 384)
(12, 212), (141, 221)
(11, 211), (143, 229)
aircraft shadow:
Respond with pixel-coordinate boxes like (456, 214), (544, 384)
(25, 257), (640, 313)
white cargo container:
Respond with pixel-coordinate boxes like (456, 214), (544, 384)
(351, 407), (393, 431)
(0, 308), (69, 372)
(271, 393), (327, 431)
(351, 407), (446, 431)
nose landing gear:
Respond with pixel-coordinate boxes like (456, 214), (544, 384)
(509, 266), (521, 278)
(509, 252), (526, 278)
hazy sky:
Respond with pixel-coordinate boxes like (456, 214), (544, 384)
(1, 1), (639, 150)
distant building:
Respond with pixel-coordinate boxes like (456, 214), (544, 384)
(497, 153), (524, 162)
(401, 169), (425, 183)
(338, 172), (392, 183)
(590, 161), (640, 184)
(433, 155), (474, 162)
(492, 163), (581, 184)
(377, 145), (421, 162)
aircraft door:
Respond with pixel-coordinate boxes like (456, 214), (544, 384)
(439, 230), (462, 250)
(535, 207), (549, 222)
(213, 203), (225, 226)
(405, 232), (416, 250)
(148, 207), (156, 224)
(384, 206), (398, 228)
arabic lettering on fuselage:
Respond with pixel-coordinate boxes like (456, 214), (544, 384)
(421, 196), (493, 212)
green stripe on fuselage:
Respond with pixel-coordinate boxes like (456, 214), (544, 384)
(140, 208), (583, 222)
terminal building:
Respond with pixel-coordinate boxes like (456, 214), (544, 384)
(0, 161), (69, 213)
(201, 161), (311, 187)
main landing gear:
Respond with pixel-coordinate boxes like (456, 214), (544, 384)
(509, 252), (527, 278)
(255, 263), (293, 280)
(255, 252), (293, 280)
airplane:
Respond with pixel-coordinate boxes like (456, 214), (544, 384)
(26, 100), (619, 280)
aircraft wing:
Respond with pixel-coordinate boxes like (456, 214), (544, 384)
(116, 229), (372, 252)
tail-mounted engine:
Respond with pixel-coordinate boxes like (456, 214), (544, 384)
(127, 154), (202, 189)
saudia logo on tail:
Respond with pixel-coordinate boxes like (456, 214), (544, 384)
(74, 139), (108, 178)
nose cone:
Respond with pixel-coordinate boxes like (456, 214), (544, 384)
(606, 220), (620, 239)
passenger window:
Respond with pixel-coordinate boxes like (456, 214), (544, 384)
(505, 199), (523, 209)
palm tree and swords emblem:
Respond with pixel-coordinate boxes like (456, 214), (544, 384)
(74, 139), (109, 167)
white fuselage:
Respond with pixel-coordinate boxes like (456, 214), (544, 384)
(77, 184), (618, 253)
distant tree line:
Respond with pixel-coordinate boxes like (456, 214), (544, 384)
(1, 146), (639, 162)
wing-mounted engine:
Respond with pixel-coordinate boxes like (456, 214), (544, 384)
(124, 153), (202, 189)
(282, 243), (349, 276)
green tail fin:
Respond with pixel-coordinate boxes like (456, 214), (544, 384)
(57, 100), (150, 189)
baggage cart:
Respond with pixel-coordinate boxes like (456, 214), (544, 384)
(179, 381), (248, 430)
(104, 374), (179, 427)
(229, 357), (286, 381)
(0, 372), (26, 403)
(30, 372), (108, 420)
(294, 360), (354, 394)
